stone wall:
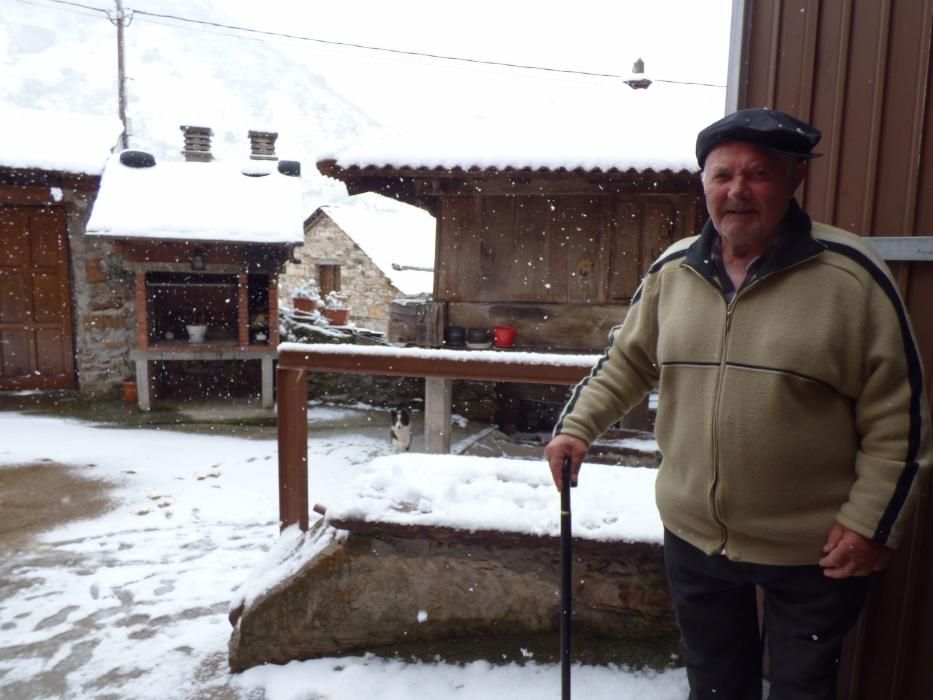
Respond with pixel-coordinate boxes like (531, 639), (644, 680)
(66, 193), (135, 396)
(228, 521), (677, 671)
(281, 213), (405, 333)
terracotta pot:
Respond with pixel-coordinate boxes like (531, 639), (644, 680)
(123, 379), (138, 403)
(293, 297), (318, 313)
(493, 325), (517, 348)
(324, 307), (350, 325)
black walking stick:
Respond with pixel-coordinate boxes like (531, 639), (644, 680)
(560, 456), (573, 699)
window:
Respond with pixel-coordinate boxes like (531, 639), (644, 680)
(318, 264), (341, 296)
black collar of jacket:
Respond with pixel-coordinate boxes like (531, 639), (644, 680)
(684, 200), (826, 283)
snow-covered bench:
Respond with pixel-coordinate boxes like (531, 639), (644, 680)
(229, 453), (674, 670)
(324, 453), (663, 548)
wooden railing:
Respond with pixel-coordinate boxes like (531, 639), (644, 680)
(276, 342), (600, 530)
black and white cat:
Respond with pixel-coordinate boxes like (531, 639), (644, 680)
(390, 407), (412, 453)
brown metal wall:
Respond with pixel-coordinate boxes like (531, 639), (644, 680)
(739, 1), (933, 697)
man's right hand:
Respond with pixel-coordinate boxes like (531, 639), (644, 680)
(544, 434), (588, 491)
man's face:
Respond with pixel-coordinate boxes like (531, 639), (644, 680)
(701, 141), (805, 255)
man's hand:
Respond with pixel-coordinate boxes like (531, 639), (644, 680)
(544, 434), (588, 491)
(819, 522), (893, 579)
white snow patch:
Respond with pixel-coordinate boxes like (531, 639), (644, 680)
(0, 104), (121, 174)
(86, 153), (304, 243)
(234, 656), (688, 699)
(319, 193), (436, 295)
(325, 453), (662, 543)
(322, 82), (723, 174)
(279, 342), (600, 367)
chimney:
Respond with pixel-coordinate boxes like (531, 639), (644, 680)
(624, 58), (652, 90)
(248, 130), (279, 161)
(180, 125), (213, 162)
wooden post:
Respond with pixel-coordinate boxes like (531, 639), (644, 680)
(277, 365), (308, 530)
(237, 274), (250, 347)
(424, 377), (453, 453)
(134, 272), (148, 349)
(268, 275), (280, 346)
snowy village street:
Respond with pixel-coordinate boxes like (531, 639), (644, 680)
(0, 400), (686, 699)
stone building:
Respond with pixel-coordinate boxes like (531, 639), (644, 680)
(84, 127), (303, 408)
(281, 193), (435, 333)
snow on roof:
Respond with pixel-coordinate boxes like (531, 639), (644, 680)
(324, 453), (662, 544)
(86, 153), (305, 243)
(322, 82), (725, 173)
(0, 104), (122, 175)
(316, 193), (435, 295)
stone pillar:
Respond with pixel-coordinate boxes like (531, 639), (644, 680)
(424, 377), (452, 453)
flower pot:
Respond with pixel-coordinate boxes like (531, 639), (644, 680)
(186, 324), (208, 344)
(122, 379), (138, 403)
(465, 327), (492, 350)
(493, 325), (516, 348)
(324, 307), (350, 325)
(293, 297), (318, 313)
(444, 325), (465, 347)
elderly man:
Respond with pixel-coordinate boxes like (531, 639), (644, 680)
(545, 108), (931, 699)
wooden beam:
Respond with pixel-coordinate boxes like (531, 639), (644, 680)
(277, 346), (598, 385)
(865, 236), (933, 261)
(276, 344), (601, 530)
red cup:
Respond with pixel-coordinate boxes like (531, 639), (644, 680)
(493, 325), (516, 348)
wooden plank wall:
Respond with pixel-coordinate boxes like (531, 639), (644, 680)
(436, 192), (700, 350)
(0, 204), (75, 390)
(739, 1), (933, 697)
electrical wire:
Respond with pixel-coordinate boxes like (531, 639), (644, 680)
(13, 0), (108, 15)
(17, 0), (726, 88)
(5, 0), (108, 19)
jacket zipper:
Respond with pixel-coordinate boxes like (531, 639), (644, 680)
(683, 265), (732, 549)
(709, 298), (733, 551)
(683, 252), (823, 555)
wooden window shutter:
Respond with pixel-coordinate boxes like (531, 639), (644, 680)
(318, 264), (341, 295)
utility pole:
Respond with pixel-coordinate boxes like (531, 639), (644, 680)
(110, 0), (131, 149)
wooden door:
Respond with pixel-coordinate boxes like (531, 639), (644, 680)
(0, 206), (75, 390)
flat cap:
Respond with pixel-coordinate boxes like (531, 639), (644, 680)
(696, 108), (822, 168)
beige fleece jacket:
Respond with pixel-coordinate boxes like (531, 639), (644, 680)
(556, 204), (931, 565)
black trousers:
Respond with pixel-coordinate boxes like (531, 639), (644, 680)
(663, 530), (871, 700)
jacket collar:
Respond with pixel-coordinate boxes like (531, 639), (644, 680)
(684, 200), (826, 282)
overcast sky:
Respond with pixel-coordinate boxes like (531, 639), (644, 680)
(193, 0), (735, 124)
(2, 0), (734, 133)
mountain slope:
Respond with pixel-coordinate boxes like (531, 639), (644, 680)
(0, 0), (376, 210)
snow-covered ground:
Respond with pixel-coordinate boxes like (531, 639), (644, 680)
(0, 405), (685, 699)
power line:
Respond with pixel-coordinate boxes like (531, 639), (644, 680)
(6, 0), (107, 19)
(23, 0), (108, 15)
(24, 0), (726, 88)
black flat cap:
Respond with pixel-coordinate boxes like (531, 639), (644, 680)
(696, 108), (822, 168)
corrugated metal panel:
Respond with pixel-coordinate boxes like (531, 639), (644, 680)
(739, 1), (933, 698)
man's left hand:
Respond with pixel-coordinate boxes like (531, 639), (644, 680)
(819, 522), (893, 579)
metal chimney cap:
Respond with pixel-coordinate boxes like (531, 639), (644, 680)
(624, 58), (652, 90)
